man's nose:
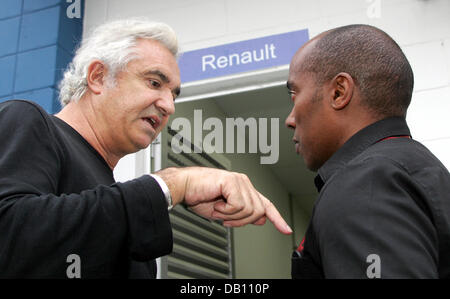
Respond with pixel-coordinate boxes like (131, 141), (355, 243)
(156, 89), (175, 116)
(285, 110), (296, 130)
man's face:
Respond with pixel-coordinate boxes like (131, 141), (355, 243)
(98, 39), (181, 155)
(285, 48), (337, 171)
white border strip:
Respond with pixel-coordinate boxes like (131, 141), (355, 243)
(175, 80), (287, 103)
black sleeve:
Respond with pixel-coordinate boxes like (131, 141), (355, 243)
(0, 101), (172, 278)
(315, 157), (439, 279)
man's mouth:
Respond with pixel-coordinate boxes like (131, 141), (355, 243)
(293, 139), (300, 154)
(143, 115), (160, 130)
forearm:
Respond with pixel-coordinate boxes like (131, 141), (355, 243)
(0, 176), (172, 277)
(154, 166), (189, 206)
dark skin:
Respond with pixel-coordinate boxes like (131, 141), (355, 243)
(285, 38), (381, 171)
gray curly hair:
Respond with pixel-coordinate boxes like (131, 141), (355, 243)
(58, 18), (179, 107)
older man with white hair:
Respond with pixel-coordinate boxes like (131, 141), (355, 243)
(0, 19), (292, 278)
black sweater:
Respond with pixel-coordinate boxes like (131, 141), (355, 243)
(0, 100), (172, 278)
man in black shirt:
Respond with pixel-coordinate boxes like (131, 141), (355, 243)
(286, 24), (450, 278)
(0, 19), (292, 278)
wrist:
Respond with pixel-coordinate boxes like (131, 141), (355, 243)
(154, 167), (189, 207)
(149, 174), (173, 210)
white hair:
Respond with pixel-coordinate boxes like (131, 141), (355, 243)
(58, 18), (179, 107)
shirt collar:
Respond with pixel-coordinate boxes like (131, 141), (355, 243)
(314, 117), (411, 192)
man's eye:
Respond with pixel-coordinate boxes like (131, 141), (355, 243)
(149, 80), (161, 88)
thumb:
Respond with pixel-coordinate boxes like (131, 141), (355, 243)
(252, 216), (266, 226)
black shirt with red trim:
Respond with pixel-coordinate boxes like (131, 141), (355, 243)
(292, 117), (450, 278)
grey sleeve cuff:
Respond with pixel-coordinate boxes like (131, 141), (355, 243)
(149, 174), (173, 210)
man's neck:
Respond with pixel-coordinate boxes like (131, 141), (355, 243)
(54, 100), (120, 170)
(337, 106), (384, 150)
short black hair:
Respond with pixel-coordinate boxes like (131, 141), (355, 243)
(300, 24), (414, 118)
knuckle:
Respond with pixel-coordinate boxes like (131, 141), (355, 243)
(242, 206), (253, 216)
(229, 172), (240, 181)
(240, 173), (250, 182)
(254, 208), (264, 218)
(235, 201), (244, 211)
(257, 204), (265, 214)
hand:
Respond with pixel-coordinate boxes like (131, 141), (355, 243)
(155, 167), (292, 235)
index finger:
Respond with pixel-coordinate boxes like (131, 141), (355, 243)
(259, 193), (293, 235)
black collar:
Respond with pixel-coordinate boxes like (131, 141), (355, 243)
(314, 117), (411, 192)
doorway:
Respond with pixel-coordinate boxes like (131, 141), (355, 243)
(162, 83), (318, 278)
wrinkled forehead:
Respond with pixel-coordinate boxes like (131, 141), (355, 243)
(134, 39), (180, 80)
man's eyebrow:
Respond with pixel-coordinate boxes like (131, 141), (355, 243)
(143, 69), (170, 83)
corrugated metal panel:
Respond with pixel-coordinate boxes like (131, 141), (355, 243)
(160, 126), (233, 279)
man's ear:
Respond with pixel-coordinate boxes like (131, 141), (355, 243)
(329, 72), (354, 110)
(86, 60), (108, 95)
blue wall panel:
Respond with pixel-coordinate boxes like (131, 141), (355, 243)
(0, 0), (22, 20)
(15, 46), (58, 93)
(23, 0), (63, 13)
(0, 55), (16, 97)
(58, 5), (83, 54)
(14, 87), (56, 112)
(0, 0), (84, 113)
(0, 17), (20, 57)
(19, 6), (60, 52)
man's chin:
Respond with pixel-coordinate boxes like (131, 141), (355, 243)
(303, 156), (321, 172)
(131, 135), (155, 152)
